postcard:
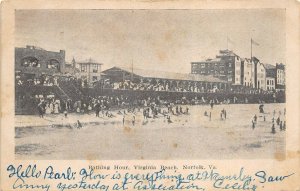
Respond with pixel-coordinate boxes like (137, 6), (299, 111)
(0, 0), (299, 190)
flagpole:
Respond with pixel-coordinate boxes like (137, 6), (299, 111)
(227, 36), (228, 50)
(251, 38), (252, 61)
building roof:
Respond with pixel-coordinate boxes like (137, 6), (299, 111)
(276, 63), (285, 69)
(263, 63), (276, 70)
(103, 66), (226, 83)
(193, 49), (239, 63)
(263, 64), (276, 78)
(217, 49), (239, 57)
(16, 46), (65, 54)
(191, 58), (224, 64)
(244, 58), (252, 62)
(77, 58), (103, 65)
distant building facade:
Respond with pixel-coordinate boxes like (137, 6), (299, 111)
(256, 61), (266, 90)
(103, 66), (228, 92)
(75, 58), (103, 86)
(64, 58), (80, 77)
(15, 45), (66, 77)
(191, 50), (284, 91)
(241, 58), (254, 87)
(191, 50), (242, 85)
(275, 63), (285, 90)
(264, 63), (276, 91)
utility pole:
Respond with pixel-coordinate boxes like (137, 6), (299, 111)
(131, 59), (133, 82)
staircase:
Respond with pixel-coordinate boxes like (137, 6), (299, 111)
(54, 85), (70, 101)
(57, 80), (84, 101)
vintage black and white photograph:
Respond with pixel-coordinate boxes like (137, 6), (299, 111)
(15, 9), (286, 160)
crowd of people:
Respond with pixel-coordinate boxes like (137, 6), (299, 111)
(15, 73), (59, 86)
(104, 80), (221, 93)
(102, 80), (278, 95)
(250, 105), (286, 134)
(15, 73), (286, 117)
(29, 87), (287, 137)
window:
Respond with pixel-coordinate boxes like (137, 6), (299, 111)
(81, 65), (87, 72)
(92, 64), (99, 73)
(47, 59), (59, 70)
(92, 76), (98, 81)
(228, 63), (232, 67)
(21, 57), (40, 68)
(267, 80), (269, 85)
(201, 64), (205, 68)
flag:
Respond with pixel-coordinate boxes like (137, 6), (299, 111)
(251, 39), (259, 46)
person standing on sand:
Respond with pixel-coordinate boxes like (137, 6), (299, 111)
(253, 115), (257, 123)
(276, 116), (280, 126)
(167, 115), (172, 123)
(95, 102), (100, 117)
(271, 123), (276, 134)
(132, 115), (135, 126)
(123, 115), (125, 126)
(37, 102), (44, 118)
(252, 120), (255, 129)
(185, 106), (189, 114)
(64, 110), (68, 118)
(179, 106), (183, 114)
(143, 109), (146, 120)
(76, 120), (82, 129)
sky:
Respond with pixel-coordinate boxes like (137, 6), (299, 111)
(15, 9), (285, 73)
